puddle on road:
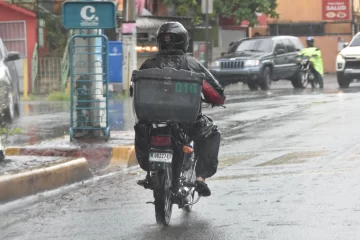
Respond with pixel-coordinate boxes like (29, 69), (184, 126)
(208, 171), (297, 181)
(219, 154), (259, 169)
(346, 152), (360, 161)
(311, 101), (327, 105)
(256, 151), (328, 167)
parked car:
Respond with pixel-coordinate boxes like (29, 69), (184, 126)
(0, 38), (21, 123)
(336, 33), (360, 88)
(210, 36), (305, 90)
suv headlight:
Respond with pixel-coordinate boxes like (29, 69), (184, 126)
(244, 60), (260, 67)
(337, 54), (345, 61)
(211, 60), (220, 68)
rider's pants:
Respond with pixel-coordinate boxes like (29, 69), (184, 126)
(134, 114), (221, 179)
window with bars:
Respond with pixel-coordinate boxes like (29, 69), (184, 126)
(137, 33), (149, 41)
(269, 23), (325, 36)
(0, 21), (27, 57)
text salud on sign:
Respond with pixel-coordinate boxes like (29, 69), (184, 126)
(322, 0), (350, 21)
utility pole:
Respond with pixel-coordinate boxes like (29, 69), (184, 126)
(202, 0), (212, 68)
(122, 0), (137, 93)
(352, 0), (355, 36)
(35, 0), (40, 93)
(205, 0), (209, 68)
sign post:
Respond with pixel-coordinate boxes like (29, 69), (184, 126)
(122, 0), (137, 93)
(62, 1), (116, 141)
(201, 0), (213, 68)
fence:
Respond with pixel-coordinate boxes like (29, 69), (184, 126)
(268, 21), (352, 37)
(37, 57), (62, 94)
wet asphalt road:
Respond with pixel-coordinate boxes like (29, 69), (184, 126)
(2, 75), (360, 239)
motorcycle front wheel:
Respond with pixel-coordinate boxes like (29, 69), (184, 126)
(153, 168), (173, 226)
(292, 70), (308, 89)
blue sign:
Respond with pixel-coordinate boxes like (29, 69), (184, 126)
(108, 41), (123, 83)
(62, 1), (116, 29)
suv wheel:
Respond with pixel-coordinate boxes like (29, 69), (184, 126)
(259, 67), (272, 91)
(337, 72), (351, 88)
(291, 71), (308, 89)
(247, 82), (259, 91)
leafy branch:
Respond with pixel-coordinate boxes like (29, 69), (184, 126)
(162, 0), (279, 26)
(39, 13), (68, 56)
(0, 122), (21, 162)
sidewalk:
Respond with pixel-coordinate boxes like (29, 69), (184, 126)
(0, 131), (136, 203)
(5, 131), (135, 170)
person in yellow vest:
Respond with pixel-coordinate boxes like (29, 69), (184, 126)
(299, 37), (324, 88)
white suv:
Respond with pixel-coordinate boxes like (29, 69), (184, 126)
(336, 33), (360, 88)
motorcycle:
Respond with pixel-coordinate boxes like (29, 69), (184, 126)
(297, 55), (319, 88)
(131, 67), (205, 226)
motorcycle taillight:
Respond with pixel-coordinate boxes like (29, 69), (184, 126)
(151, 136), (171, 147)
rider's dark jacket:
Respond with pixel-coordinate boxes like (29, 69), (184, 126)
(133, 49), (224, 179)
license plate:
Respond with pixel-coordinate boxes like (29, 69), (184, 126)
(149, 152), (173, 163)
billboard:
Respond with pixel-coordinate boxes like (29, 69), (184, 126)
(322, 0), (351, 21)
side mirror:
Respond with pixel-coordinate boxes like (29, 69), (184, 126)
(343, 42), (349, 48)
(276, 48), (285, 55)
(5, 51), (20, 62)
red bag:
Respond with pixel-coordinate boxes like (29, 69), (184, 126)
(202, 81), (225, 106)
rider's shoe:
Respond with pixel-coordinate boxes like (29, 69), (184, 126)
(137, 174), (152, 189)
(195, 180), (211, 197)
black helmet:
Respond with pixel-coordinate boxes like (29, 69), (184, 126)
(156, 21), (189, 52)
(306, 37), (314, 47)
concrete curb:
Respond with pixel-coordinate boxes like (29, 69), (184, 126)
(0, 158), (92, 203)
(5, 146), (138, 169)
(108, 146), (137, 167)
(5, 147), (114, 170)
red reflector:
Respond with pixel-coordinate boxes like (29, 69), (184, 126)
(151, 136), (171, 146)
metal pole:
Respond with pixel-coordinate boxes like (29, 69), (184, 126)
(122, 0), (137, 93)
(23, 58), (28, 99)
(204, 0), (209, 68)
(35, 0), (40, 93)
(352, 0), (355, 36)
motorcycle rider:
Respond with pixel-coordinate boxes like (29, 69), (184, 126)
(132, 21), (226, 197)
(299, 37), (324, 88)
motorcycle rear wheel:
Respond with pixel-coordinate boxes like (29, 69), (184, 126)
(310, 80), (319, 88)
(154, 168), (173, 226)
